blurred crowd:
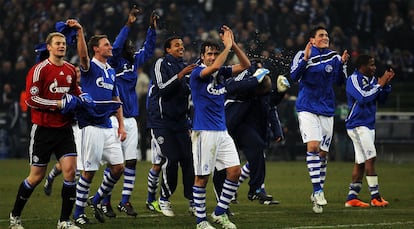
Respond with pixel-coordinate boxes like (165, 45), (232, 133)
(0, 0), (413, 159)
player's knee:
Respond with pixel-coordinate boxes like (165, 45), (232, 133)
(27, 175), (44, 187)
(110, 164), (124, 178)
(125, 159), (137, 169)
(307, 141), (320, 152)
(226, 166), (241, 182)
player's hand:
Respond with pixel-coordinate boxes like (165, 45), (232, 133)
(341, 49), (350, 64)
(150, 11), (159, 29)
(130, 4), (142, 16)
(66, 19), (82, 30)
(304, 41), (312, 61)
(127, 5), (142, 25)
(220, 26), (233, 50)
(378, 68), (395, 87)
(118, 127), (127, 142)
(274, 136), (282, 143)
(383, 68), (395, 84)
(178, 64), (197, 79)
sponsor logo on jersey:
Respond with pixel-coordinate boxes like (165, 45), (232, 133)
(96, 77), (114, 90)
(49, 78), (70, 93)
(206, 83), (226, 95)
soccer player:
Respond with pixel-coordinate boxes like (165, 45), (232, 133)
(97, 5), (158, 218)
(344, 54), (393, 208)
(145, 35), (196, 217)
(290, 26), (349, 213)
(9, 30), (84, 229)
(44, 66), (82, 196)
(69, 19), (127, 225)
(213, 62), (288, 207)
(190, 25), (250, 229)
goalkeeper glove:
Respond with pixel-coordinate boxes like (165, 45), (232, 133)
(276, 75), (290, 93)
(253, 68), (270, 83)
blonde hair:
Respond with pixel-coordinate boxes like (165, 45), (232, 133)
(45, 32), (66, 45)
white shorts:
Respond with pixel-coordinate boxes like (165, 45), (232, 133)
(73, 123), (83, 171)
(298, 111), (333, 152)
(347, 126), (377, 164)
(191, 130), (240, 176)
(79, 125), (124, 171)
(111, 116), (139, 161)
(149, 129), (165, 165)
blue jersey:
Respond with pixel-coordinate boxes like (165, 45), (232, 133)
(190, 64), (232, 131)
(290, 46), (347, 116)
(79, 58), (119, 128)
(108, 27), (156, 118)
(345, 70), (391, 130)
(147, 54), (191, 131)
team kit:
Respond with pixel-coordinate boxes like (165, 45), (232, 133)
(8, 5), (392, 229)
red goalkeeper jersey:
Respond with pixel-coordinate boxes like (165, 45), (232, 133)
(26, 59), (81, 128)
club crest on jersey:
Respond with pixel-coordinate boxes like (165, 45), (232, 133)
(362, 78), (369, 88)
(157, 136), (164, 145)
(325, 64), (333, 73)
(49, 78), (70, 93)
(66, 75), (73, 84)
(30, 86), (39, 95)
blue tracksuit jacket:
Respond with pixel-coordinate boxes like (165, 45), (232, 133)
(290, 46), (347, 117)
(345, 70), (391, 130)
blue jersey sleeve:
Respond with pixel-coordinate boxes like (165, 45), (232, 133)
(346, 74), (382, 104)
(134, 28), (156, 67)
(290, 51), (307, 82)
(112, 26), (130, 59)
(225, 70), (259, 94)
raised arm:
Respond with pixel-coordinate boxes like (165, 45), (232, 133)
(200, 25), (233, 78)
(67, 19), (89, 71)
(231, 40), (251, 75)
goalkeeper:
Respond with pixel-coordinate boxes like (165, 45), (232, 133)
(9, 30), (88, 229)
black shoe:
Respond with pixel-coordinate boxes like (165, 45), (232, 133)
(44, 178), (53, 196)
(231, 192), (239, 204)
(100, 202), (116, 218)
(117, 202), (138, 217)
(74, 214), (91, 225)
(87, 197), (105, 223)
(226, 208), (235, 217)
(248, 191), (273, 202)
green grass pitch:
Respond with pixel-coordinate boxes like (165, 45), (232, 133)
(0, 159), (413, 228)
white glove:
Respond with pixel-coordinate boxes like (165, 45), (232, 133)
(253, 68), (270, 83)
(276, 75), (290, 92)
